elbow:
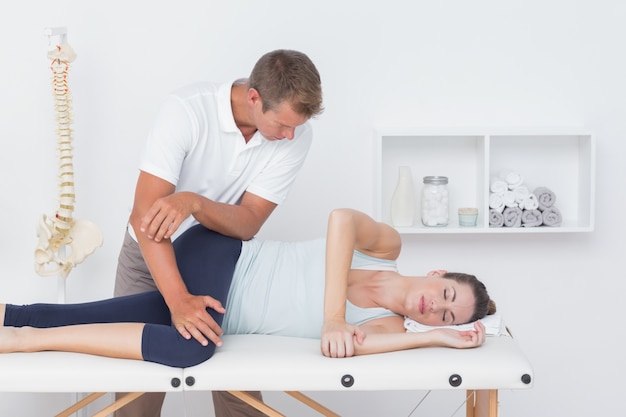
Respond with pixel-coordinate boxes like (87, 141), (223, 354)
(230, 225), (259, 241)
(328, 208), (355, 225)
(236, 213), (267, 241)
(239, 229), (258, 241)
(327, 208), (360, 235)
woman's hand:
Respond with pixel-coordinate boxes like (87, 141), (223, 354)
(321, 319), (366, 358)
(432, 321), (486, 348)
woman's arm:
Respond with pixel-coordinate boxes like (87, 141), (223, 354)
(321, 209), (402, 357)
(353, 319), (487, 356)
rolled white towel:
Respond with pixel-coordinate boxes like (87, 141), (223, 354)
(489, 192), (505, 212)
(541, 206), (562, 226)
(499, 169), (524, 189)
(512, 185), (530, 204)
(534, 186), (556, 211)
(404, 314), (507, 336)
(490, 177), (508, 194)
(502, 190), (518, 208)
(521, 193), (539, 210)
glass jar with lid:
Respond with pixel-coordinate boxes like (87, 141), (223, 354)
(421, 176), (449, 227)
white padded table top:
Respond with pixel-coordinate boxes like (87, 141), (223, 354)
(0, 351), (183, 393)
(0, 334), (533, 394)
(182, 334), (534, 392)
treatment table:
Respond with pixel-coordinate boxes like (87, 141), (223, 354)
(0, 333), (533, 417)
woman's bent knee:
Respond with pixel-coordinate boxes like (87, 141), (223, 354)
(142, 323), (216, 367)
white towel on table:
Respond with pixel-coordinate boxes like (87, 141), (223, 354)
(404, 314), (506, 336)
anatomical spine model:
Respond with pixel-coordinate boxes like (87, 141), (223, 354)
(34, 40), (103, 278)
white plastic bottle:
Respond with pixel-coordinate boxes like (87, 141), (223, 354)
(390, 166), (415, 227)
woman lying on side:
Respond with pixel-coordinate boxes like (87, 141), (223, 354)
(0, 209), (495, 367)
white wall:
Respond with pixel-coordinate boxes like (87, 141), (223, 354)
(1, 0), (624, 415)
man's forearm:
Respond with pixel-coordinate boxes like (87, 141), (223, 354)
(130, 218), (190, 305)
(192, 200), (253, 239)
(192, 194), (275, 241)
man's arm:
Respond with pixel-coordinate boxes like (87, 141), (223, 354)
(190, 191), (277, 240)
(139, 178), (277, 243)
(129, 171), (275, 345)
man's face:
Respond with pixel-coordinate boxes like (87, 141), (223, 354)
(253, 99), (308, 141)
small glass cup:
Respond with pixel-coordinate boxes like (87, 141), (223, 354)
(458, 208), (478, 227)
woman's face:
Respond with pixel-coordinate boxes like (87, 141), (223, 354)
(405, 273), (476, 326)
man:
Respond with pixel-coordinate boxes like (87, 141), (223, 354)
(114, 49), (323, 417)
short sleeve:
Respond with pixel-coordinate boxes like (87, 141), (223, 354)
(138, 95), (197, 186)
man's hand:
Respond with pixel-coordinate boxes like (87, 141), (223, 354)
(321, 319), (366, 358)
(169, 293), (226, 347)
(140, 192), (198, 242)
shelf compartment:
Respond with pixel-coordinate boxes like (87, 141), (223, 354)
(374, 129), (595, 234)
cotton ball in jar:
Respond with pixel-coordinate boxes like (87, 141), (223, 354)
(421, 176), (449, 227)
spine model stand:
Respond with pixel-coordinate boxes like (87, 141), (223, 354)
(34, 32), (103, 281)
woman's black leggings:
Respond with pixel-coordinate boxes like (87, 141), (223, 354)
(4, 225), (242, 368)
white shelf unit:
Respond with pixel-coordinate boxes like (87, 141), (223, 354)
(374, 129), (595, 234)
